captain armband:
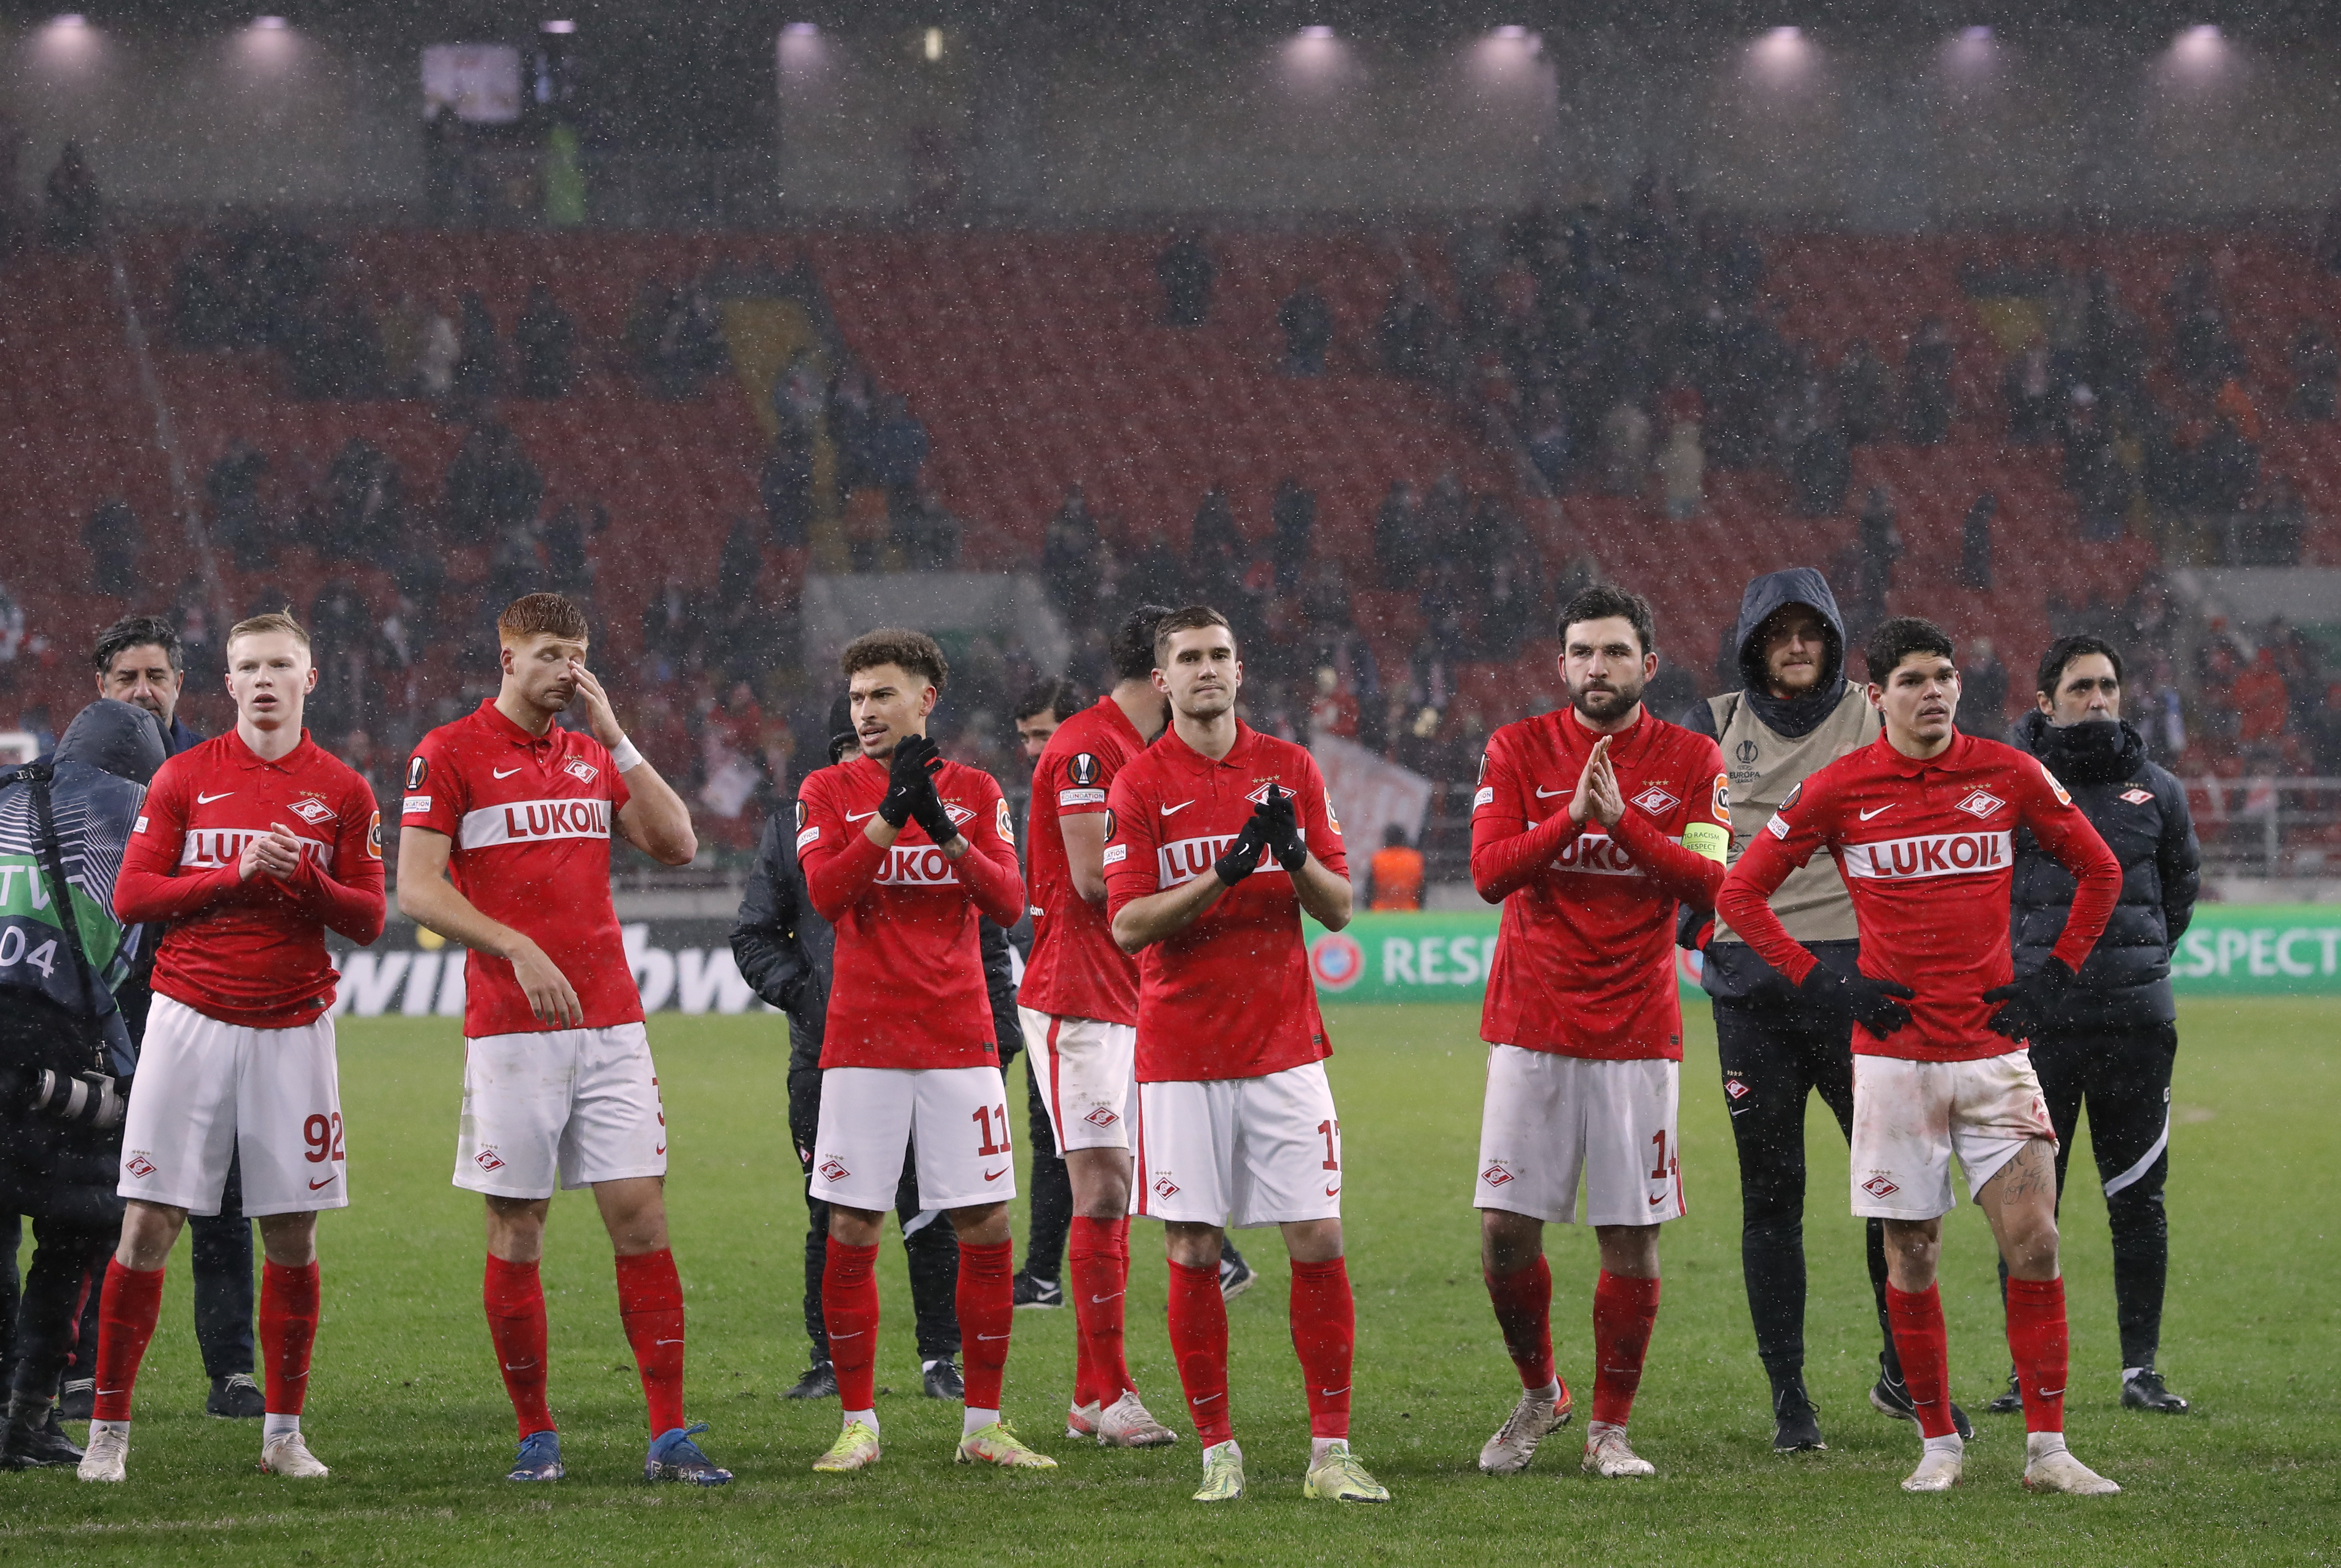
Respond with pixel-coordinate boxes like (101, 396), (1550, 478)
(1681, 821), (1729, 863)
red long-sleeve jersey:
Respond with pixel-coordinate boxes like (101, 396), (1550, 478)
(116, 729), (385, 1028)
(1019, 694), (1148, 1026)
(797, 752), (1025, 1070)
(1716, 730), (2120, 1062)
(1471, 707), (1728, 1061)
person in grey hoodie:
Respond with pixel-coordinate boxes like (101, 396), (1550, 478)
(1683, 567), (1971, 1451)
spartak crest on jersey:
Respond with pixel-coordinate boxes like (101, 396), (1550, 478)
(565, 757), (600, 784)
(1955, 789), (2005, 819)
(2119, 787), (2154, 806)
(1630, 785), (1678, 815)
(1242, 780), (1289, 806)
(286, 795), (335, 826)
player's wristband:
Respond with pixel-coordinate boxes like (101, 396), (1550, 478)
(610, 735), (644, 772)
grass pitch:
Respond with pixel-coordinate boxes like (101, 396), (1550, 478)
(4, 998), (2336, 1566)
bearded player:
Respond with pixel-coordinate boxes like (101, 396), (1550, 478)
(798, 628), (1054, 1475)
(1717, 617), (2123, 1495)
(397, 593), (729, 1486)
(86, 611), (385, 1483)
(1017, 605), (1182, 1449)
(1107, 606), (1386, 1505)
(1468, 585), (1728, 1480)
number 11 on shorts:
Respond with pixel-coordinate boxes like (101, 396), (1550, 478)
(974, 1103), (1012, 1157)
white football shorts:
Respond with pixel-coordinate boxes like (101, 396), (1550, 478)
(1133, 1061), (1342, 1229)
(454, 1023), (669, 1199)
(1473, 1045), (1685, 1227)
(811, 1064), (1018, 1213)
(1850, 1050), (2056, 1220)
(118, 994), (348, 1218)
(1019, 1007), (1138, 1153)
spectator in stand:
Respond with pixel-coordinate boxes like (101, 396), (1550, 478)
(1857, 487), (1902, 591)
(1042, 486), (1099, 619)
(2246, 475), (2307, 566)
(1957, 492), (1997, 593)
(1373, 481), (1423, 592)
(894, 488), (964, 572)
(42, 142), (99, 250)
(1523, 392), (1571, 493)
(1278, 280), (1333, 376)
(762, 428), (814, 550)
(454, 290), (500, 402)
(513, 282), (575, 399)
(83, 498), (138, 598)
(2005, 343), (2066, 442)
(1156, 231), (1214, 327)
(442, 420), (543, 543)
(1901, 316), (1956, 444)
(866, 394), (930, 515)
(641, 576), (703, 677)
(2234, 647), (2290, 744)
(1965, 637), (2011, 740)
(1788, 391), (1850, 517)
(1366, 824), (1425, 912)
(1599, 396), (1652, 496)
(1657, 417), (1704, 520)
(714, 517), (765, 617)
(1270, 476), (1315, 594)
(2289, 323), (2338, 421)
(1308, 664), (1360, 743)
(1832, 339), (1894, 446)
(206, 440), (271, 571)
(415, 298), (459, 403)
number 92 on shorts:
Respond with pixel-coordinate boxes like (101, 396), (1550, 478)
(811, 1064), (1019, 1212)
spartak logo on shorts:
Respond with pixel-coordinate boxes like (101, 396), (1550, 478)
(1724, 1077), (1751, 1101)
(819, 1157), (850, 1182)
(124, 1153), (157, 1179)
(1861, 1175), (1901, 1199)
(1152, 1173), (1180, 1199)
(1481, 1163), (1515, 1188)
(1083, 1106), (1120, 1128)
(474, 1149), (505, 1173)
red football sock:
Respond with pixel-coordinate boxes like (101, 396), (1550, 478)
(1589, 1270), (1661, 1428)
(1068, 1216), (1134, 1409)
(483, 1254), (554, 1438)
(614, 1248), (687, 1436)
(1886, 1282), (1957, 1440)
(258, 1260), (321, 1418)
(2004, 1275), (2070, 1435)
(823, 1237), (881, 1412)
(1484, 1255), (1558, 1393)
(1289, 1256), (1356, 1440)
(1166, 1258), (1232, 1446)
(957, 1239), (1016, 1412)
(92, 1259), (165, 1424)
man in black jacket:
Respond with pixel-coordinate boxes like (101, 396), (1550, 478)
(1987, 634), (2199, 1417)
(0, 699), (165, 1467)
(730, 717), (1028, 1403)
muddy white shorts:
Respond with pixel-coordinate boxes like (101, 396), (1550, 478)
(118, 994), (348, 1218)
(1019, 1007), (1138, 1153)
(1133, 1061), (1342, 1229)
(811, 1063), (1017, 1213)
(1473, 1046), (1685, 1227)
(454, 1023), (669, 1199)
(1850, 1050), (2056, 1220)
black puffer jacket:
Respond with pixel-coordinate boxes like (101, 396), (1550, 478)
(2010, 711), (2200, 1032)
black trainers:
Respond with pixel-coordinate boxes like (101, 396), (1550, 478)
(207, 1372), (265, 1419)
(1871, 1360), (1975, 1440)
(2121, 1369), (2189, 1414)
(1984, 1367), (2023, 1415)
(782, 1360), (839, 1401)
(1218, 1245), (1256, 1303)
(57, 1379), (94, 1422)
(1012, 1271), (1063, 1310)
(1, 1395), (84, 1470)
(1770, 1381), (1827, 1453)
(923, 1357), (965, 1400)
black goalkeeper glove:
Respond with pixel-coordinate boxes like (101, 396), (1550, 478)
(1215, 813), (1273, 886)
(1982, 957), (2075, 1042)
(878, 735), (943, 828)
(1262, 786), (1309, 872)
(1797, 963), (1917, 1038)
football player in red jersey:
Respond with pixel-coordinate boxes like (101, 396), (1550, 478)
(796, 629), (1053, 1474)
(1018, 606), (1181, 1449)
(1718, 617), (2124, 1496)
(1105, 607), (1386, 1505)
(1467, 585), (1729, 1480)
(396, 594), (728, 1487)
(86, 612), (386, 1484)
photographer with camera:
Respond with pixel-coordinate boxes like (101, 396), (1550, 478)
(0, 698), (166, 1469)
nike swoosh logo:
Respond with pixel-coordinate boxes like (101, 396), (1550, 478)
(1161, 801), (1194, 816)
(829, 1330), (865, 1341)
(846, 810), (877, 823)
(1319, 1385), (1351, 1397)
(1534, 785), (1567, 798)
(655, 1339), (685, 1347)
(197, 791), (234, 804)
(503, 1360), (538, 1371)
(493, 766), (523, 779)
(1091, 1291), (1125, 1304)
(1324, 1185), (1340, 1197)
(308, 1176), (337, 1190)
(1859, 805), (1893, 820)
(1191, 1392), (1223, 1406)
(1649, 1193), (1668, 1205)
(654, 1146), (666, 1156)
(978, 1333), (1010, 1342)
(984, 1167), (1008, 1181)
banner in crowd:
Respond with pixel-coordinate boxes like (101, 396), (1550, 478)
(326, 904), (2341, 1019)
